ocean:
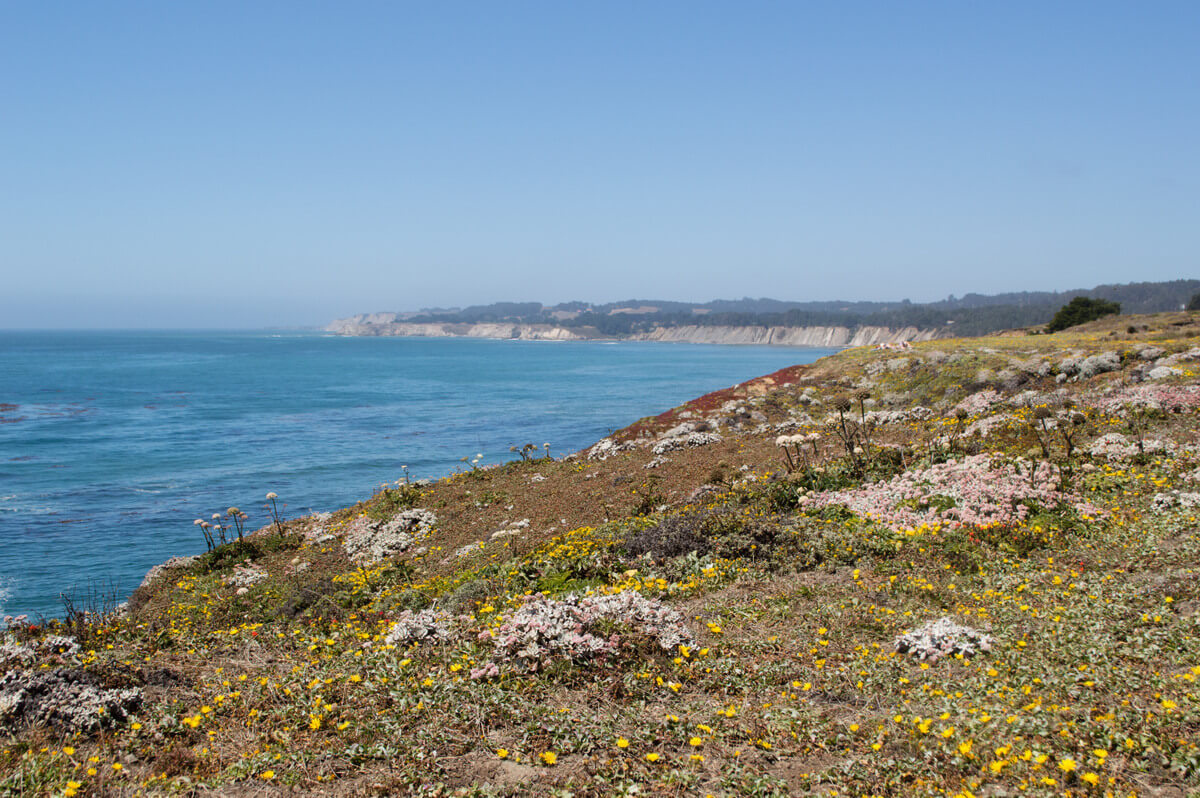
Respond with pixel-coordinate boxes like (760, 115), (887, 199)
(0, 330), (835, 619)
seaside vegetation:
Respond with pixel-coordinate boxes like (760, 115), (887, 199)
(2, 310), (1200, 796)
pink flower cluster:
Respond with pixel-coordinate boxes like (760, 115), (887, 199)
(1091, 384), (1200, 414)
(953, 389), (1004, 416)
(800, 454), (1097, 532)
(473, 590), (694, 677)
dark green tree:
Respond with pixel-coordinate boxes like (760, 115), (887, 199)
(1046, 297), (1121, 332)
(1187, 292), (1200, 311)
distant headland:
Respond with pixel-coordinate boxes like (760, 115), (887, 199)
(327, 279), (1200, 346)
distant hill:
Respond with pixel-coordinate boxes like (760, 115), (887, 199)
(334, 279), (1199, 340)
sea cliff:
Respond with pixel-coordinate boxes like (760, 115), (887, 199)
(325, 315), (940, 346)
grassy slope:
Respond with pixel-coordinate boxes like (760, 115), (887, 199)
(3, 312), (1200, 797)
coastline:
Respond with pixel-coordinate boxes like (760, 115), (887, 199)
(324, 319), (941, 347)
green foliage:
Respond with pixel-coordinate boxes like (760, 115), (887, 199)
(1188, 292), (1200, 311)
(365, 483), (423, 520)
(1046, 296), (1121, 332)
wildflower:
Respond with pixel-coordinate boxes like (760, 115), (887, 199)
(645, 752), (660, 762)
(689, 737), (703, 747)
(112, 763), (123, 771)
(497, 749), (509, 759)
(540, 751), (557, 765)
(261, 770), (275, 780)
(616, 737), (630, 749)
(63, 746), (75, 756)
(1059, 757), (1076, 772)
(1081, 772), (1100, 785)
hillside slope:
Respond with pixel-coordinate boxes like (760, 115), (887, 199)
(3, 311), (1200, 796)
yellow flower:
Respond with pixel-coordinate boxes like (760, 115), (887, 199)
(86, 768), (97, 777)
(616, 738), (630, 749)
(63, 747), (75, 756)
(1081, 772), (1100, 785)
(496, 749), (509, 759)
(645, 752), (660, 762)
(1059, 757), (1076, 772)
(261, 770), (275, 780)
(1161, 699), (1178, 710)
(958, 740), (973, 756)
(540, 751), (557, 765)
(689, 737), (703, 747)
(111, 763), (123, 771)
(941, 727), (954, 739)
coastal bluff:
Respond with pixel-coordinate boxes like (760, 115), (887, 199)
(325, 314), (939, 346)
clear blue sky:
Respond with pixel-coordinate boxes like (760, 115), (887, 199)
(2, 1), (1197, 328)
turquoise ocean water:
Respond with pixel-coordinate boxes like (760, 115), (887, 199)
(0, 331), (835, 619)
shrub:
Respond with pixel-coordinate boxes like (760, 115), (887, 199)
(1046, 296), (1120, 332)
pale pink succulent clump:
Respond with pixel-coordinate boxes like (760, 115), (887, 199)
(800, 454), (1100, 533)
(473, 590), (694, 677)
(1091, 384), (1200, 414)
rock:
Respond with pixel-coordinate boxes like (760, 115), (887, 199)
(0, 667), (141, 734)
(138, 555), (201, 590)
(1077, 351), (1121, 379)
(1138, 346), (1166, 360)
(1148, 366), (1182, 380)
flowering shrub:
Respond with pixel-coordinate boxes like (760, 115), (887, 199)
(953, 390), (1003, 416)
(384, 609), (453, 646)
(895, 617), (994, 662)
(800, 455), (1099, 533)
(474, 590), (694, 676)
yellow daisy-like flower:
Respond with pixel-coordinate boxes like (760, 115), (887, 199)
(260, 770), (275, 780)
(496, 749), (509, 759)
(645, 752), (660, 762)
(1059, 758), (1076, 772)
(616, 738), (630, 749)
(63, 747), (75, 756)
(941, 727), (954, 739)
(111, 763), (123, 772)
(540, 751), (557, 765)
(1081, 772), (1100, 786)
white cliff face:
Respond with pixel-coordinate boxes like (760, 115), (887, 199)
(325, 319), (942, 346)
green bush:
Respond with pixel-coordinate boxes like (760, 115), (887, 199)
(1046, 296), (1121, 332)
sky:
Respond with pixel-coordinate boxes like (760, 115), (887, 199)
(1, 1), (1197, 328)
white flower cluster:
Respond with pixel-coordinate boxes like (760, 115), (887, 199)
(474, 590), (695, 676)
(1086, 433), (1170, 462)
(775, 432), (821, 447)
(587, 437), (636, 461)
(651, 431), (723, 455)
(384, 609), (454, 647)
(895, 617), (994, 663)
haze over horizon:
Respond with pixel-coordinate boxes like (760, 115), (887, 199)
(3, 2), (1198, 329)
